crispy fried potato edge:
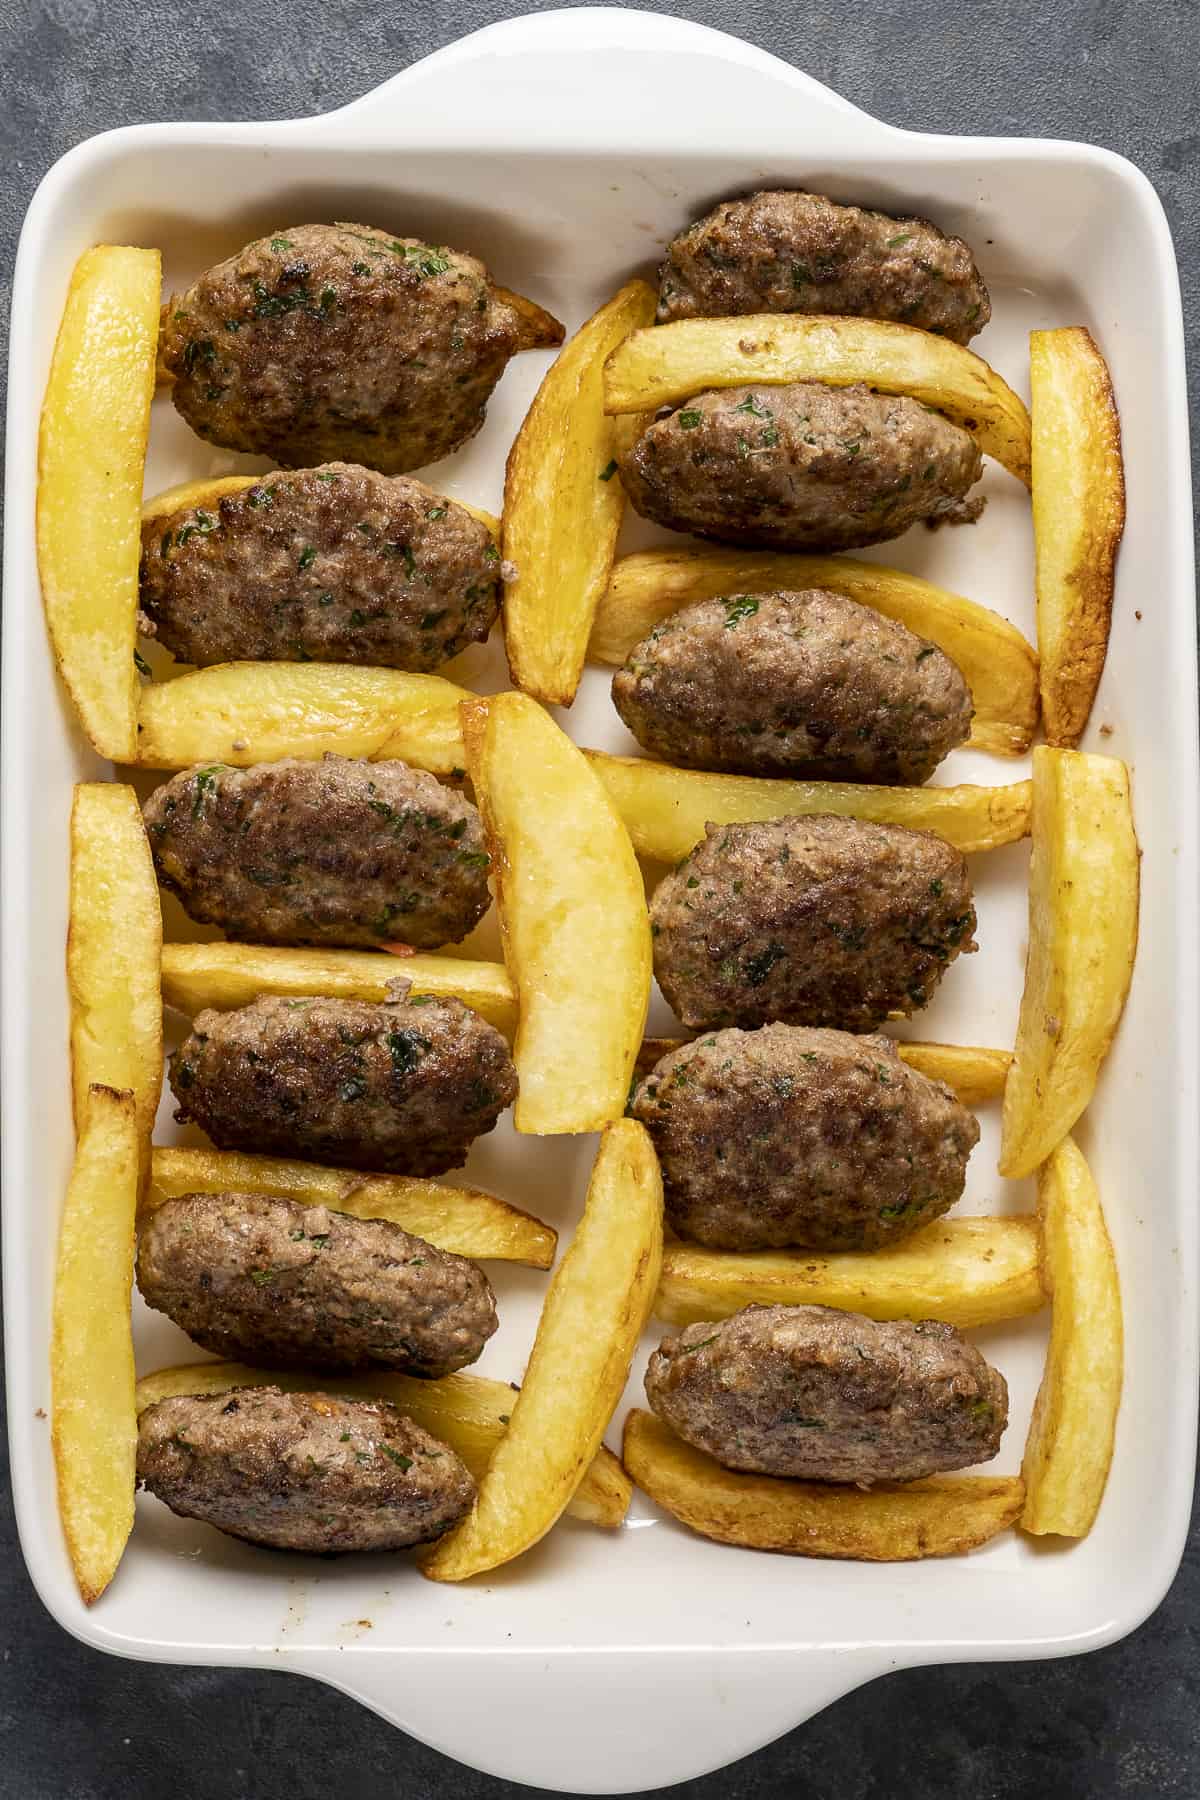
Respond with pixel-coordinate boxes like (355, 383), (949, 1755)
(623, 1411), (1024, 1560)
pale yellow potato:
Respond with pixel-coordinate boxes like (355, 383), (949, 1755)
(493, 284), (566, 352)
(38, 245), (161, 760)
(463, 695), (651, 1135)
(160, 941), (516, 1038)
(655, 1217), (1043, 1332)
(52, 1085), (140, 1603)
(635, 1036), (1011, 1108)
(1031, 328), (1125, 747)
(142, 474), (500, 543)
(135, 662), (470, 773)
(141, 473), (260, 522)
(603, 314), (1032, 485)
(623, 1411), (1024, 1560)
(589, 547), (1039, 757)
(146, 1146), (556, 1269)
(68, 784), (163, 1175)
(423, 1119), (663, 1579)
(587, 751), (1032, 864)
(999, 748), (1139, 1177)
(894, 1041), (1011, 1106)
(503, 279), (656, 705)
(1021, 1137), (1123, 1537)
(134, 1361), (630, 1529)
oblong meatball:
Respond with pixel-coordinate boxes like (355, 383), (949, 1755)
(171, 991), (517, 1176)
(645, 1304), (1008, 1484)
(632, 1025), (979, 1250)
(137, 1191), (497, 1376)
(160, 221), (562, 472)
(612, 589), (972, 784)
(657, 189), (991, 343)
(618, 383), (982, 551)
(650, 815), (976, 1032)
(137, 1386), (475, 1552)
(139, 465), (500, 670)
(143, 757), (491, 951)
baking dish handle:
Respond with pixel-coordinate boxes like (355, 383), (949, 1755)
(309, 7), (892, 154)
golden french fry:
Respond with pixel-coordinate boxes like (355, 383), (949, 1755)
(1031, 328), (1125, 747)
(141, 474), (500, 543)
(493, 284), (567, 351)
(141, 474), (260, 523)
(590, 548), (1039, 758)
(603, 314), (1032, 485)
(655, 1217), (1043, 1333)
(894, 1042), (1011, 1105)
(135, 662), (470, 773)
(503, 279), (656, 706)
(423, 1119), (663, 1579)
(52, 1085), (140, 1603)
(146, 1145), (556, 1269)
(999, 748), (1139, 1178)
(587, 751), (1031, 864)
(635, 1036), (1011, 1108)
(464, 696), (650, 1135)
(623, 1410), (1024, 1560)
(160, 941), (516, 1038)
(69, 785), (163, 1172)
(1021, 1137), (1123, 1537)
(37, 245), (161, 759)
(134, 1361), (629, 1528)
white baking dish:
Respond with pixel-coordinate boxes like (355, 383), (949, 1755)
(4, 9), (1197, 1792)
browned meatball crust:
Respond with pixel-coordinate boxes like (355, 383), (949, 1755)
(137, 1191), (497, 1376)
(139, 465), (500, 670)
(137, 1386), (475, 1552)
(612, 589), (973, 784)
(143, 757), (490, 951)
(618, 383), (982, 552)
(632, 1025), (979, 1250)
(657, 189), (991, 342)
(645, 1304), (1008, 1484)
(160, 222), (562, 472)
(650, 815), (977, 1032)
(171, 991), (517, 1176)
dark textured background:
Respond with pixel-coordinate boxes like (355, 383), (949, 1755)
(1, 3), (1197, 1796)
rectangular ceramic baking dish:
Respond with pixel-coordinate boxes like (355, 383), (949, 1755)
(4, 10), (1197, 1792)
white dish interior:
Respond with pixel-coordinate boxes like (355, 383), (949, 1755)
(3, 11), (1196, 1793)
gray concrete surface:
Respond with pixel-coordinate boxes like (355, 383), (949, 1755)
(1, 2), (1197, 1795)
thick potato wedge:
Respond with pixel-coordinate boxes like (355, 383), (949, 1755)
(135, 662), (470, 773)
(134, 1361), (629, 1529)
(159, 941), (516, 1038)
(1031, 328), (1125, 747)
(603, 314), (1032, 485)
(423, 1119), (663, 1579)
(493, 284), (567, 351)
(590, 548), (1039, 757)
(52, 1085), (140, 1603)
(588, 751), (1031, 864)
(464, 695), (651, 1135)
(141, 474), (500, 544)
(999, 748), (1139, 1178)
(623, 1411), (1024, 1560)
(503, 279), (656, 706)
(69, 784), (163, 1171)
(894, 1041), (1011, 1105)
(141, 474), (260, 523)
(635, 1036), (1010, 1108)
(37, 245), (161, 760)
(655, 1217), (1043, 1332)
(146, 1145), (556, 1269)
(1021, 1137), (1123, 1537)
